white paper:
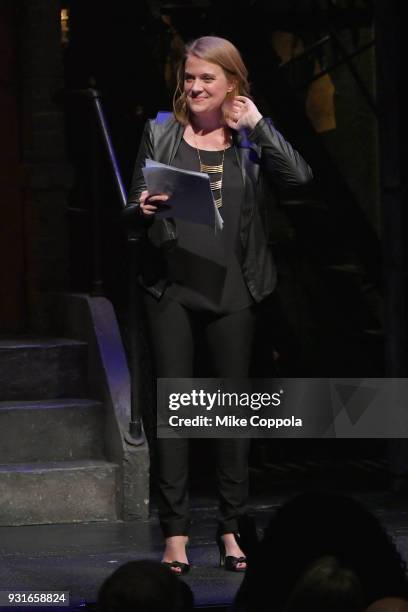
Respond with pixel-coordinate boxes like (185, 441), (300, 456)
(142, 159), (223, 231)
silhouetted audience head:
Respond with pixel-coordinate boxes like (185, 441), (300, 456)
(365, 598), (408, 612)
(235, 491), (408, 612)
(97, 560), (194, 612)
(282, 555), (364, 612)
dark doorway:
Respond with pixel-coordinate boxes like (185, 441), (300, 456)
(0, 1), (26, 332)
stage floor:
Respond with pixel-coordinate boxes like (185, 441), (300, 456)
(1, 476), (408, 610)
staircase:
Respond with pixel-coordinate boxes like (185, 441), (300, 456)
(0, 336), (119, 525)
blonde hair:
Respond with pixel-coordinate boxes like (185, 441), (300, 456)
(173, 36), (251, 125)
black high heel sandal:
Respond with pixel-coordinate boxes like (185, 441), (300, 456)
(162, 560), (190, 575)
(162, 536), (190, 575)
(216, 531), (247, 572)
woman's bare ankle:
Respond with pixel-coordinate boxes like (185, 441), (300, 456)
(162, 535), (189, 564)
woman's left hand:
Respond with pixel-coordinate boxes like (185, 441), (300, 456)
(224, 96), (263, 130)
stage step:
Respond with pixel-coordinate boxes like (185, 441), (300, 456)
(0, 460), (118, 525)
(0, 399), (104, 463)
(0, 334), (123, 526)
(0, 337), (88, 401)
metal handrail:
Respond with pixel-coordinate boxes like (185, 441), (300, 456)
(68, 87), (127, 207)
(68, 84), (144, 446)
(88, 88), (128, 208)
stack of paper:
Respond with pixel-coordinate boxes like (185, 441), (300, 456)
(142, 159), (223, 231)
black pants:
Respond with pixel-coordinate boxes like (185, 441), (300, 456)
(143, 292), (255, 537)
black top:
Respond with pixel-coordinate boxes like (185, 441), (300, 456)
(164, 138), (253, 314)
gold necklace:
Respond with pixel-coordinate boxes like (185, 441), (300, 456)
(194, 136), (227, 209)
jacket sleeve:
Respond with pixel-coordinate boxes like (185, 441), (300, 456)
(248, 117), (313, 188)
(122, 119), (154, 227)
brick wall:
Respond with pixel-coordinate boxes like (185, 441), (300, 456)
(19, 0), (74, 330)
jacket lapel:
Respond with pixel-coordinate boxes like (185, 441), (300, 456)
(234, 128), (261, 186)
(151, 116), (183, 241)
(153, 116), (184, 165)
(234, 129), (261, 245)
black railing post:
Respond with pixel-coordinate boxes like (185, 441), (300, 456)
(89, 106), (104, 297)
(126, 237), (145, 444)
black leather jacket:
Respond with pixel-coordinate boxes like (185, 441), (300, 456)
(124, 114), (313, 302)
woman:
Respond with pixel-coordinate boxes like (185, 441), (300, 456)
(125, 36), (312, 574)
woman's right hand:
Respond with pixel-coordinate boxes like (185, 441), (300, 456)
(139, 190), (169, 217)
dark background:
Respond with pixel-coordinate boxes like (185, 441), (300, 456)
(59, 0), (407, 482)
(1, 0), (407, 488)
